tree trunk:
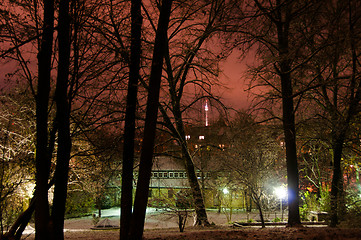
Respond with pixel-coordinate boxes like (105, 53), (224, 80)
(182, 148), (209, 225)
(159, 106), (210, 225)
(51, 0), (71, 239)
(128, 1), (172, 239)
(1, 179), (55, 240)
(329, 3), (360, 226)
(1, 198), (35, 240)
(276, 18), (301, 227)
(120, 0), (142, 239)
(254, 200), (265, 228)
(329, 133), (345, 227)
(34, 0), (54, 239)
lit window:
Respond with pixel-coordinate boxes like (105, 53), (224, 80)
(199, 135), (205, 140)
(185, 135), (191, 140)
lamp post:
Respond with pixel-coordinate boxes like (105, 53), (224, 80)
(274, 186), (287, 221)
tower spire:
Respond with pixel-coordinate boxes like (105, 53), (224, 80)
(205, 99), (209, 127)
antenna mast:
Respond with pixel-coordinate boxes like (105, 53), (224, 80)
(205, 99), (209, 126)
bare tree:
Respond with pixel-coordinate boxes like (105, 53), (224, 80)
(156, 0), (229, 225)
(302, 0), (361, 227)
(34, 0), (54, 238)
(1, 0), (130, 239)
(129, 0), (173, 238)
(120, 0), (142, 239)
(223, 112), (285, 228)
(225, 0), (332, 226)
(51, 0), (72, 239)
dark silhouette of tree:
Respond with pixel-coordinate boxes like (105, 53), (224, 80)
(226, 0), (331, 226)
(241, 0), (306, 226)
(51, 0), (71, 239)
(1, 0), (130, 239)
(34, 0), (54, 238)
(120, 0), (142, 239)
(119, 0), (173, 239)
(223, 112), (285, 228)
(158, 0), (228, 225)
(302, 0), (361, 227)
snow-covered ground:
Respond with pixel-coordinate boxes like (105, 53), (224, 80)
(93, 207), (164, 218)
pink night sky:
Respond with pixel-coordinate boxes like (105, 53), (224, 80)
(1, 53), (253, 111)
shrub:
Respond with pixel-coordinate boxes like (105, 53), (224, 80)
(65, 190), (94, 218)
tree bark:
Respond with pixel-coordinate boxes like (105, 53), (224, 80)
(51, 0), (71, 239)
(329, 135), (345, 227)
(34, 0), (54, 239)
(1, 198), (35, 240)
(159, 105), (210, 226)
(328, 1), (360, 227)
(276, 11), (301, 227)
(183, 151), (209, 225)
(176, 121), (209, 226)
(120, 0), (142, 239)
(129, 1), (172, 239)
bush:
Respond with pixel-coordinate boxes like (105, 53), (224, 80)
(299, 188), (331, 221)
(101, 195), (113, 209)
(339, 189), (361, 227)
(273, 217), (281, 222)
(0, 196), (25, 231)
(65, 190), (94, 218)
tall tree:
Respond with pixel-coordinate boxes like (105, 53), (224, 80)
(227, 0), (328, 226)
(128, 0), (172, 239)
(304, 0), (361, 226)
(243, 0), (305, 226)
(51, 0), (71, 239)
(120, 0), (142, 239)
(34, 0), (54, 238)
(1, 0), (129, 238)
(157, 0), (228, 225)
(224, 112), (285, 228)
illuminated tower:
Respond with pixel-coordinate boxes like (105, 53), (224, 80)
(205, 99), (209, 127)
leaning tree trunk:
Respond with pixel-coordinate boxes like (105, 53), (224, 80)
(253, 197), (265, 228)
(182, 145), (209, 225)
(170, 104), (209, 225)
(159, 105), (210, 226)
(120, 0), (142, 239)
(51, 0), (72, 239)
(128, 1), (172, 239)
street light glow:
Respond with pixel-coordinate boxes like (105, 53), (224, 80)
(223, 188), (229, 194)
(274, 186), (287, 199)
(274, 185), (287, 222)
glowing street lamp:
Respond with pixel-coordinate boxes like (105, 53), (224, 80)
(274, 186), (287, 221)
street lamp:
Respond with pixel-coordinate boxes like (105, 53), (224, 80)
(274, 186), (287, 221)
